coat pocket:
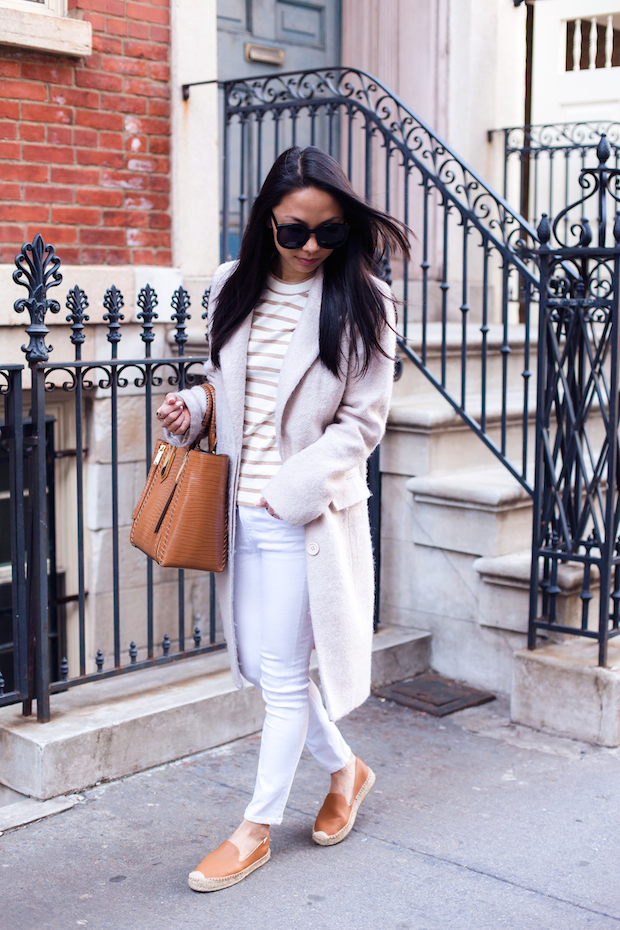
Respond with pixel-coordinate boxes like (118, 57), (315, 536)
(331, 469), (371, 511)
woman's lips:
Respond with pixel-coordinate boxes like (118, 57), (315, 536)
(296, 256), (319, 265)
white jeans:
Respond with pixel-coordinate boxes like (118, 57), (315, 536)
(234, 505), (352, 825)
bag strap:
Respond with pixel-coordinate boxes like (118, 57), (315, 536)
(191, 382), (217, 453)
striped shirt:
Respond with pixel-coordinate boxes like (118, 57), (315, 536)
(237, 273), (313, 507)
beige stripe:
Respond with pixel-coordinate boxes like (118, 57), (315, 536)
(248, 334), (291, 345)
(246, 349), (288, 360)
(243, 420), (275, 431)
(255, 305), (301, 321)
(245, 393), (275, 403)
(246, 377), (277, 388)
(245, 407), (275, 418)
(249, 325), (296, 337)
(239, 475), (273, 482)
(266, 285), (309, 299)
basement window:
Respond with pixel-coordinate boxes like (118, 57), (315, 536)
(0, 0), (92, 58)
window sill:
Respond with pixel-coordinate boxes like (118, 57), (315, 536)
(0, 8), (92, 57)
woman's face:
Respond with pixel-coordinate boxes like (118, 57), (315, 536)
(270, 186), (345, 283)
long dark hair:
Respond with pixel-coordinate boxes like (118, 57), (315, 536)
(210, 146), (411, 376)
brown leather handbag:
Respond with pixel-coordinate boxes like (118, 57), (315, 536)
(130, 383), (229, 572)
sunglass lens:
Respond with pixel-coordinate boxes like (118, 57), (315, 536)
(277, 226), (309, 249)
(317, 225), (349, 248)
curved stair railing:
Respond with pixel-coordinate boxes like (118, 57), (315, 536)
(220, 67), (540, 492)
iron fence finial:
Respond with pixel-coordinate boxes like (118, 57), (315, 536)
(537, 214), (551, 244)
(171, 286), (191, 355)
(597, 133), (611, 165)
(137, 284), (159, 347)
(103, 285), (125, 351)
(13, 234), (62, 366)
(66, 286), (90, 351)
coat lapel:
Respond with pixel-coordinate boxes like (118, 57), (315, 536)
(275, 266), (323, 436)
(219, 311), (253, 452)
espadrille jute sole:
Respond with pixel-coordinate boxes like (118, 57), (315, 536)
(312, 767), (375, 846)
(188, 848), (271, 892)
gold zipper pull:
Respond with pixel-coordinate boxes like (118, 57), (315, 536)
(153, 444), (166, 467)
(160, 446), (176, 479)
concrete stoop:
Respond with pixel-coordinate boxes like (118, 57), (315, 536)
(511, 639), (620, 746)
(0, 625), (430, 801)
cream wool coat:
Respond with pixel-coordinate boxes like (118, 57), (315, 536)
(166, 260), (396, 721)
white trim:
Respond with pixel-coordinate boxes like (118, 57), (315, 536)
(170, 0), (220, 277)
(0, 6), (92, 57)
(0, 0), (66, 15)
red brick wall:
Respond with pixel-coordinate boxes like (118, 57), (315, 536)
(0, 0), (171, 265)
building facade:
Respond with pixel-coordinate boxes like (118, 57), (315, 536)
(1, 0), (618, 695)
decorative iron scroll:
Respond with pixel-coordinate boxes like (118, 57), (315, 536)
(223, 67), (539, 260)
(501, 120), (620, 156)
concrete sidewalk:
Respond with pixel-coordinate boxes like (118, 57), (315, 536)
(1, 694), (619, 930)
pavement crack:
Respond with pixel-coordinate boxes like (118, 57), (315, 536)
(350, 825), (620, 923)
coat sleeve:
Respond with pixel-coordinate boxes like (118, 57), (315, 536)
(162, 262), (234, 448)
(262, 286), (396, 526)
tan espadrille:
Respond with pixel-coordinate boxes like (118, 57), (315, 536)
(188, 836), (270, 892)
(312, 756), (375, 846)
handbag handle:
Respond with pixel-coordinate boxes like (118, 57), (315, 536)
(191, 382), (217, 453)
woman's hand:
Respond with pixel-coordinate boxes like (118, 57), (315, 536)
(156, 393), (191, 435)
(258, 496), (281, 520)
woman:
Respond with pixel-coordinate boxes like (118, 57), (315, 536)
(156, 146), (410, 892)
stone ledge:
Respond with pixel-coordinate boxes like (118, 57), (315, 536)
(511, 639), (620, 746)
(0, 626), (430, 800)
(406, 465), (531, 509)
(0, 9), (92, 57)
(389, 390), (535, 432)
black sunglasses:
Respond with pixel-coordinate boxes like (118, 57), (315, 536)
(271, 213), (349, 250)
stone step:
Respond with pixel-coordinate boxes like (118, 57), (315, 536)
(473, 549), (599, 635)
(379, 465), (533, 694)
(405, 464), (533, 558)
(393, 322), (536, 400)
(386, 389), (535, 478)
(386, 386), (607, 479)
(0, 626), (431, 801)
(511, 638), (620, 746)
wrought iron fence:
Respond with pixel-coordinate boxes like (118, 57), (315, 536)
(492, 120), (620, 233)
(524, 136), (620, 664)
(1, 235), (225, 722)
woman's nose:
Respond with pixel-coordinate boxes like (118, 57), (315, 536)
(302, 233), (321, 253)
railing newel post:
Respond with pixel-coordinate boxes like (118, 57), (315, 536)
(13, 234), (62, 722)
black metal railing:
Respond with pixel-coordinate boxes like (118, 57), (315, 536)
(2, 235), (225, 721)
(525, 136), (620, 665)
(492, 120), (620, 232)
(218, 67), (540, 492)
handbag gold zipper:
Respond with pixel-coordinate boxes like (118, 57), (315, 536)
(153, 444), (166, 467)
(160, 446), (176, 479)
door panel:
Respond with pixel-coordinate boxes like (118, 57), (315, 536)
(277, 1), (325, 48)
(217, 0), (340, 80)
(216, 0), (250, 32)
